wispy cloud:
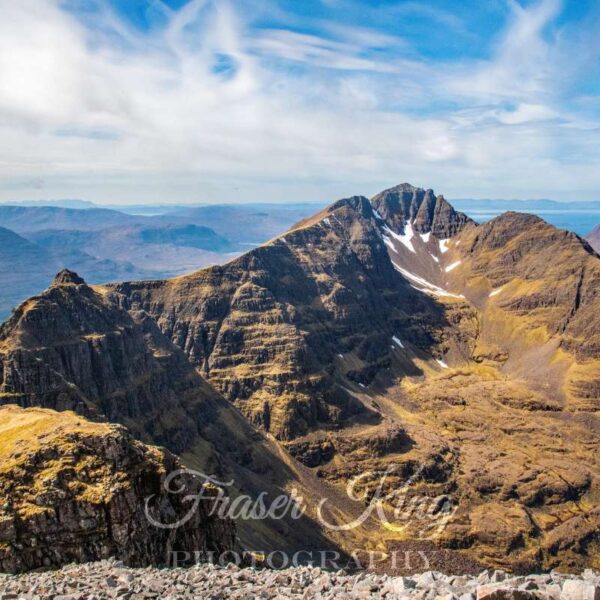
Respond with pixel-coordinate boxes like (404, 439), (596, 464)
(0, 0), (598, 203)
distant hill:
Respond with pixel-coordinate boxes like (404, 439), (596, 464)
(167, 203), (326, 246)
(0, 199), (96, 209)
(0, 205), (144, 232)
(0, 225), (149, 320)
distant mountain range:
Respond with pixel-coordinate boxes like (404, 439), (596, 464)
(0, 203), (322, 319)
(4, 197), (600, 212)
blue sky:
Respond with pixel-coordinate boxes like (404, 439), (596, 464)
(0, 0), (599, 203)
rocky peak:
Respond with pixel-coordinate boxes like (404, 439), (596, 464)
(327, 195), (374, 220)
(429, 195), (475, 238)
(371, 183), (474, 237)
(52, 269), (86, 286)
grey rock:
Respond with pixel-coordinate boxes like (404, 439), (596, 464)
(561, 580), (600, 600)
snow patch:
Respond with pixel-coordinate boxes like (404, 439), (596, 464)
(392, 262), (464, 299)
(430, 254), (439, 263)
(383, 222), (416, 254)
(392, 336), (405, 348)
(322, 217), (331, 226)
(445, 260), (461, 273)
(382, 235), (398, 253)
(373, 208), (384, 220)
(338, 353), (344, 358)
(420, 232), (431, 243)
(439, 239), (450, 254)
(489, 288), (503, 297)
(436, 359), (449, 369)
(358, 383), (366, 388)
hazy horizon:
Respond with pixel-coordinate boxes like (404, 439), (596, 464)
(1, 194), (600, 208)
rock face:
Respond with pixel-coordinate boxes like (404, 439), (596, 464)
(0, 269), (221, 453)
(109, 195), (459, 440)
(587, 223), (600, 254)
(371, 183), (475, 237)
(0, 405), (235, 574)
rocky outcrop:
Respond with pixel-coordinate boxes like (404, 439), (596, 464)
(371, 183), (474, 237)
(0, 405), (235, 574)
(0, 269), (222, 453)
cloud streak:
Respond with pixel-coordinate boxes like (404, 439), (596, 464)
(0, 0), (598, 203)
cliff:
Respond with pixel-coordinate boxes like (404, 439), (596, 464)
(0, 405), (235, 573)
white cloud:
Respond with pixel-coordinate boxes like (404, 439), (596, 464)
(0, 0), (598, 203)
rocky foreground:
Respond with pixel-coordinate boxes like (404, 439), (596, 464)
(1, 560), (600, 599)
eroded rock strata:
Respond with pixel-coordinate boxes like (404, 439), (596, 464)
(0, 405), (235, 574)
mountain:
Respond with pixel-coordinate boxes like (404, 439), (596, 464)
(1, 199), (96, 209)
(587, 224), (600, 254)
(0, 206), (145, 233)
(137, 224), (230, 250)
(167, 203), (327, 248)
(27, 224), (234, 278)
(111, 193), (466, 439)
(0, 227), (142, 321)
(0, 405), (235, 573)
(2, 184), (600, 574)
(0, 270), (357, 567)
(372, 183), (475, 237)
(108, 185), (600, 572)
